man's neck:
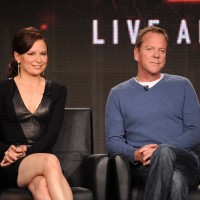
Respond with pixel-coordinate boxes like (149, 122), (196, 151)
(136, 73), (162, 82)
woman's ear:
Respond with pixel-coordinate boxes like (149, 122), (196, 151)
(14, 51), (20, 63)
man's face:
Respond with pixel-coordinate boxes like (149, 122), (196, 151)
(134, 32), (167, 79)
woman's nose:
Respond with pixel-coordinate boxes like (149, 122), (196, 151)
(35, 54), (42, 62)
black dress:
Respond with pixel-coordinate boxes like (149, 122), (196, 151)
(0, 78), (67, 188)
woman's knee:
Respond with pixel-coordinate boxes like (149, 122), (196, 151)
(42, 154), (61, 172)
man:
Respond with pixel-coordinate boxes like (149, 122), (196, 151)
(105, 26), (200, 200)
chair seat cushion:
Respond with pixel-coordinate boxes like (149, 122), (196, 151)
(0, 187), (94, 200)
(0, 188), (33, 200)
(71, 187), (93, 200)
(130, 186), (200, 200)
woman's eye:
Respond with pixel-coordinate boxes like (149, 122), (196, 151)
(27, 53), (34, 56)
(41, 52), (47, 56)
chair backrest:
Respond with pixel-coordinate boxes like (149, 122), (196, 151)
(52, 108), (93, 187)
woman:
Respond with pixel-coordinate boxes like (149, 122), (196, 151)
(0, 27), (73, 200)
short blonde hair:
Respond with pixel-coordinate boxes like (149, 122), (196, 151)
(135, 26), (168, 49)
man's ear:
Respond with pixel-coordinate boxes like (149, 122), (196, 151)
(14, 51), (20, 63)
(134, 47), (139, 62)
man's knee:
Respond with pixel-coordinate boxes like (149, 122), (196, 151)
(170, 170), (188, 198)
(172, 170), (187, 188)
(152, 144), (176, 163)
(154, 144), (175, 157)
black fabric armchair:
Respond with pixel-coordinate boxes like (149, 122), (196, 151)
(0, 108), (109, 200)
(108, 153), (200, 200)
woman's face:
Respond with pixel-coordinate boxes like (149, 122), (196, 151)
(14, 39), (48, 76)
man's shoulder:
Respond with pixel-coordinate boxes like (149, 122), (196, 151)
(165, 74), (190, 84)
(166, 74), (189, 81)
(111, 79), (133, 92)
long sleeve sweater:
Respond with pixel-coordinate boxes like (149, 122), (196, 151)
(105, 74), (200, 163)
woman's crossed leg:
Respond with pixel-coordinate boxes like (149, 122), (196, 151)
(17, 153), (73, 200)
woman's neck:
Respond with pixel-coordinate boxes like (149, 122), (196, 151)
(14, 74), (44, 86)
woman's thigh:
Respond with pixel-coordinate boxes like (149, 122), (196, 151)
(17, 153), (60, 188)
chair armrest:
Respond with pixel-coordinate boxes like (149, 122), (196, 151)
(108, 154), (132, 200)
(85, 154), (109, 200)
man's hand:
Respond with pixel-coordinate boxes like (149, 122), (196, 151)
(134, 144), (158, 166)
(0, 145), (27, 167)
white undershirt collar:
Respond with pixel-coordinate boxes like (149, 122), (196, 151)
(134, 74), (163, 88)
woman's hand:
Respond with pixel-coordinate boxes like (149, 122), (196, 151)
(0, 145), (27, 167)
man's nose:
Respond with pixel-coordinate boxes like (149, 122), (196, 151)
(153, 50), (160, 58)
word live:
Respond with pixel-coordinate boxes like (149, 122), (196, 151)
(92, 19), (200, 45)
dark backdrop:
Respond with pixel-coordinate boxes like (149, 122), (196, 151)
(0, 0), (200, 153)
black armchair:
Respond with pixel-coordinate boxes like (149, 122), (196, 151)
(0, 108), (109, 200)
(108, 154), (200, 200)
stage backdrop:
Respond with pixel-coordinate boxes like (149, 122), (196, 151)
(0, 0), (200, 153)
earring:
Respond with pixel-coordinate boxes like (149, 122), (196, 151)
(18, 63), (20, 76)
(42, 70), (45, 77)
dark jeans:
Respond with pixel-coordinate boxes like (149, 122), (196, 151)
(131, 144), (200, 200)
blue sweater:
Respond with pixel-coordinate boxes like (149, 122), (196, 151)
(105, 74), (200, 163)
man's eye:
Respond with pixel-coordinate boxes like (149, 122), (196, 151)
(160, 49), (166, 54)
